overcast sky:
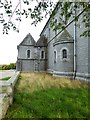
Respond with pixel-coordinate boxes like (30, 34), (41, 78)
(0, 0), (51, 65)
(0, 19), (48, 65)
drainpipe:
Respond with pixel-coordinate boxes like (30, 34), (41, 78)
(38, 47), (40, 71)
(73, 4), (77, 80)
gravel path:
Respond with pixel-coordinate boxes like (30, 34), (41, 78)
(0, 70), (16, 79)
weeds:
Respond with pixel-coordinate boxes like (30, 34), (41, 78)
(5, 72), (89, 118)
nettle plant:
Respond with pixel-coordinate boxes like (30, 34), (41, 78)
(0, 0), (90, 37)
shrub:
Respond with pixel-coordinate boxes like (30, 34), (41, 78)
(0, 63), (16, 70)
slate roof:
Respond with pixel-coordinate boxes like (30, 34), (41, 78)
(36, 35), (47, 47)
(55, 29), (73, 43)
(19, 33), (36, 46)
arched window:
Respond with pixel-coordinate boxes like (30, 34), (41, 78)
(27, 50), (30, 58)
(41, 51), (45, 59)
(62, 49), (67, 58)
(55, 19), (57, 35)
(54, 50), (57, 63)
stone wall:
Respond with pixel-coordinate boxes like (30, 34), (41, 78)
(0, 72), (20, 120)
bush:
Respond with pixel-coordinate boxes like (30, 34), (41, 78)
(0, 63), (16, 70)
(0, 65), (2, 70)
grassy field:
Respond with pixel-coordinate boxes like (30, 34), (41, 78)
(0, 76), (11, 81)
(5, 72), (89, 118)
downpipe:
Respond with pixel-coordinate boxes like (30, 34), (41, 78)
(73, 8), (77, 80)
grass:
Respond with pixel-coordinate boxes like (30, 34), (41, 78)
(0, 76), (11, 81)
(5, 72), (89, 118)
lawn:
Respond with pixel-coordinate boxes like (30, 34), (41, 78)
(0, 76), (11, 81)
(5, 72), (89, 118)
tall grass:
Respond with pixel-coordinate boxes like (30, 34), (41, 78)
(5, 72), (89, 118)
(16, 72), (88, 93)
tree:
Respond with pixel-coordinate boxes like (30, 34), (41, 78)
(0, 63), (16, 70)
(0, 0), (90, 37)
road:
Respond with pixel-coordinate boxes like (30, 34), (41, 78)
(0, 70), (16, 79)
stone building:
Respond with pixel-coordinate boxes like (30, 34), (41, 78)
(17, 34), (47, 71)
(16, 3), (90, 81)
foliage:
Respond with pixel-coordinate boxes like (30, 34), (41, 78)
(0, 76), (11, 80)
(5, 72), (89, 118)
(0, 65), (2, 70)
(0, 63), (16, 70)
(0, 0), (90, 37)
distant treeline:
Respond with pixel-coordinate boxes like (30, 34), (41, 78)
(0, 63), (16, 70)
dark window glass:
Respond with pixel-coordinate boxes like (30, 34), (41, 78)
(27, 50), (30, 58)
(54, 51), (56, 63)
(62, 49), (67, 58)
(41, 51), (44, 59)
(55, 19), (57, 35)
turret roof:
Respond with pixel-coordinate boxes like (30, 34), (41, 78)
(55, 29), (73, 42)
(36, 35), (47, 47)
(19, 33), (36, 46)
(55, 29), (73, 43)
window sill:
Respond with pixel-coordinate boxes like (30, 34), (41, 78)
(62, 58), (68, 62)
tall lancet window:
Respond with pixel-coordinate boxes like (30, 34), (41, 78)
(41, 51), (45, 59)
(27, 50), (30, 58)
(62, 49), (67, 59)
(55, 19), (57, 35)
(54, 50), (57, 63)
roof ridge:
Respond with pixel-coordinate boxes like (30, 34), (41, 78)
(18, 33), (36, 46)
